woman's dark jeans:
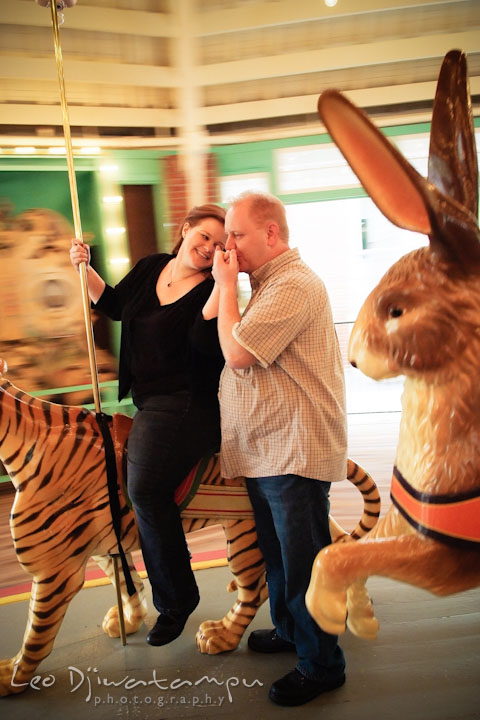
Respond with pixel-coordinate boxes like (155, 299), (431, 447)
(127, 392), (220, 618)
(245, 474), (345, 681)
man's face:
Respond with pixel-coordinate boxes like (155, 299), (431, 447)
(225, 201), (268, 274)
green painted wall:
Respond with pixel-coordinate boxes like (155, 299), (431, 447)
(0, 116), (477, 390)
(0, 119), (479, 481)
(0, 168), (101, 242)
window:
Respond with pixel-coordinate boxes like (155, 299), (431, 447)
(276, 145), (359, 193)
(286, 199), (428, 414)
(219, 173), (270, 203)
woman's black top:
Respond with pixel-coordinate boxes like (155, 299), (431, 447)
(94, 253), (224, 406)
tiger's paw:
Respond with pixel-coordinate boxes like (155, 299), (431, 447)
(0, 659), (30, 696)
(195, 620), (240, 654)
(102, 605), (144, 637)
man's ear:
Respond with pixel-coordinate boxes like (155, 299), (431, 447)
(266, 221), (279, 246)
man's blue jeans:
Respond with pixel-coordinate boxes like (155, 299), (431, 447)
(245, 474), (345, 681)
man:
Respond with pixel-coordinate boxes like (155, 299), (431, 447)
(212, 191), (348, 707)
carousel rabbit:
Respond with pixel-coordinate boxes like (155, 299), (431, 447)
(306, 49), (480, 640)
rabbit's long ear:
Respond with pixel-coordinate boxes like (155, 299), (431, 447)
(429, 49), (478, 220)
(317, 90), (431, 236)
(318, 76), (480, 272)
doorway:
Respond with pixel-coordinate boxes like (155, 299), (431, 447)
(122, 184), (158, 265)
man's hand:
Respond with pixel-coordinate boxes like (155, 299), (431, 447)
(212, 247), (239, 288)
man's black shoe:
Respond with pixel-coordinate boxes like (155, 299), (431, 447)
(268, 667), (346, 706)
(247, 628), (296, 653)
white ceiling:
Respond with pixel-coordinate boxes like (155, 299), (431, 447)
(1, 0), (479, 150)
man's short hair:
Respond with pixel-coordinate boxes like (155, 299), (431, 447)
(232, 191), (289, 243)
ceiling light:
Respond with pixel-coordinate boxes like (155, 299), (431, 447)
(79, 146), (101, 155)
(99, 164), (119, 173)
(102, 196), (123, 204)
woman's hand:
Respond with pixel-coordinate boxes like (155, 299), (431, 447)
(69, 239), (106, 303)
(211, 247), (256, 369)
(70, 239), (90, 272)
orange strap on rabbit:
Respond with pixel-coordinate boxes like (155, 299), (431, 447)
(391, 467), (480, 549)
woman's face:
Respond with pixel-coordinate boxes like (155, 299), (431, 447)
(179, 217), (226, 270)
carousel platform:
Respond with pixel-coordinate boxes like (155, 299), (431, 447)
(1, 566), (479, 720)
(1, 409), (479, 718)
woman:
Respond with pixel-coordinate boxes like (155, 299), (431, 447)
(70, 204), (226, 646)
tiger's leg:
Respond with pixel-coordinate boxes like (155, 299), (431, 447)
(93, 554), (148, 637)
(0, 568), (86, 696)
(196, 519), (267, 654)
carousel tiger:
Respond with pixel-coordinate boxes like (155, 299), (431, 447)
(0, 358), (381, 696)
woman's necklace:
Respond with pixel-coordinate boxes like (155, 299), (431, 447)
(166, 259), (203, 287)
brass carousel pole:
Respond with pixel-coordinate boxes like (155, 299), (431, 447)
(44, 1), (127, 645)
(48, 1), (102, 414)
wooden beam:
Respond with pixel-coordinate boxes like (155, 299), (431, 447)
(0, 104), (178, 127)
(0, 0), (178, 37)
(196, 0), (472, 36)
(0, 56), (178, 88)
(173, 0), (208, 206)
(195, 31), (480, 85)
(2, 31), (477, 90)
(1, 76), (478, 131)
(200, 77), (480, 123)
(1, 0), (470, 38)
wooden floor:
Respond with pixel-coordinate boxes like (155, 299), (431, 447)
(1, 569), (479, 719)
(1, 410), (479, 719)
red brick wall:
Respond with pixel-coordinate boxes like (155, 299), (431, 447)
(205, 153), (220, 204)
(163, 153), (220, 247)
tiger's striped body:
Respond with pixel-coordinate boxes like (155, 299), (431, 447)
(0, 360), (380, 696)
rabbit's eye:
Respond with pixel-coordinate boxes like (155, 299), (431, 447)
(388, 306), (403, 318)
